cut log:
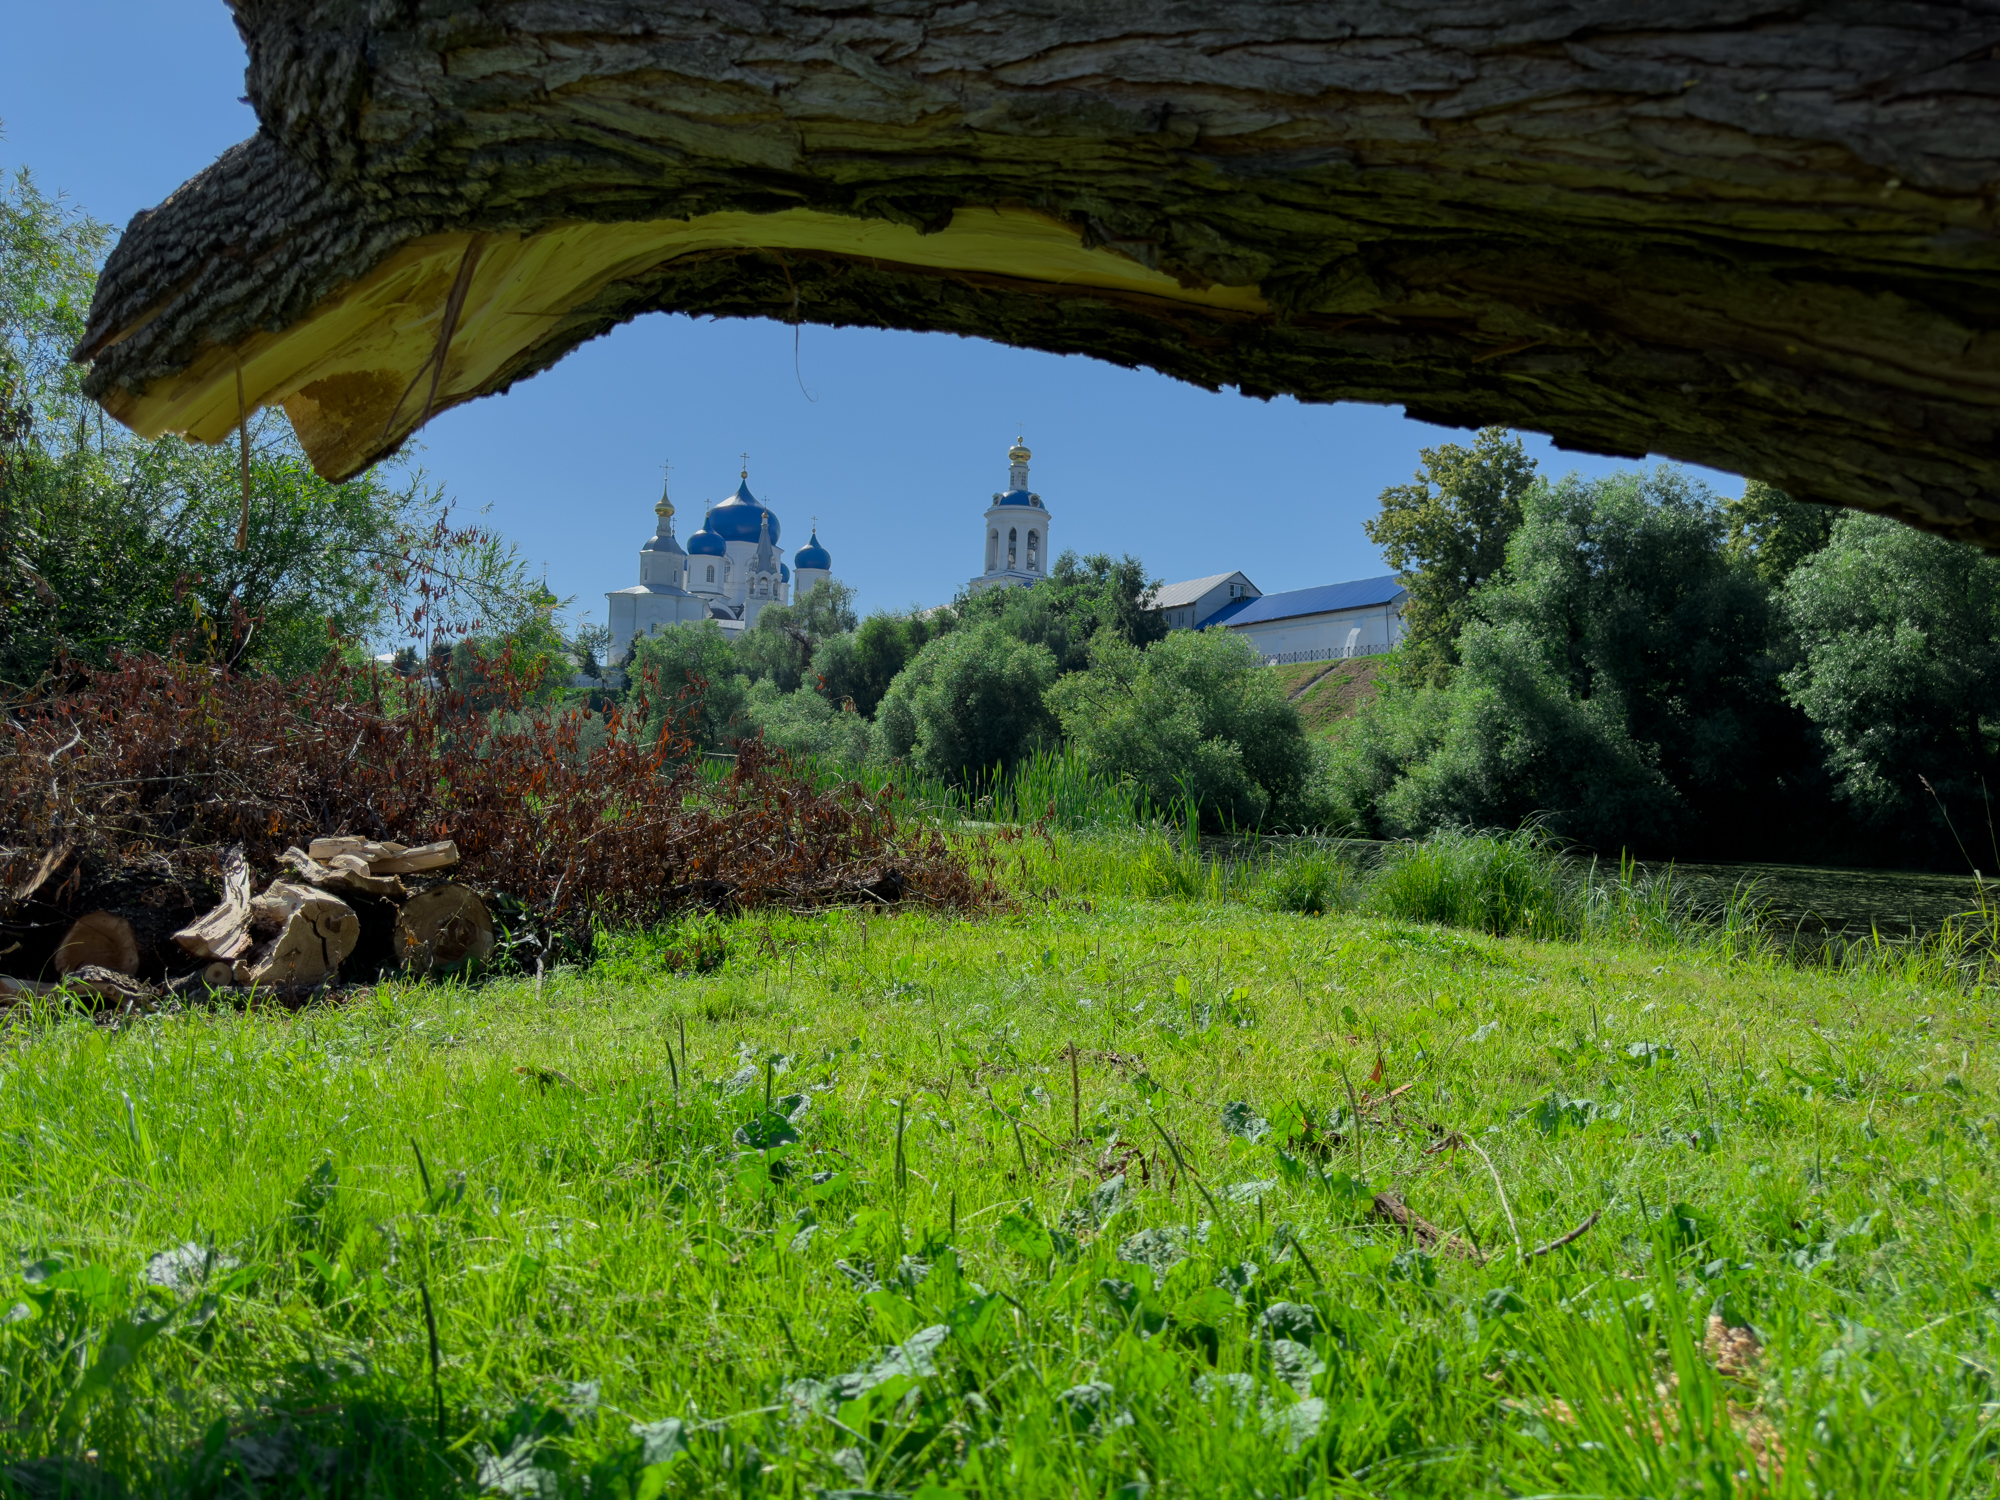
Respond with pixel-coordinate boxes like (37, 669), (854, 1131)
(307, 837), (406, 864)
(53, 911), (141, 978)
(235, 883), (360, 987)
(174, 845), (254, 962)
(393, 885), (495, 976)
(74, 4), (2000, 549)
(279, 846), (408, 899)
(367, 841), (459, 876)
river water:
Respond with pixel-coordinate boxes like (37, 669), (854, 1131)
(1643, 859), (1985, 938)
(1214, 835), (1989, 939)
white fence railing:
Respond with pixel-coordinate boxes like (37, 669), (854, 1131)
(1258, 642), (1393, 667)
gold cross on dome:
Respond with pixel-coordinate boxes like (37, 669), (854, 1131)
(740, 451), (750, 477)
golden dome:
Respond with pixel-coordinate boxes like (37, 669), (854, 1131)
(1008, 435), (1031, 463)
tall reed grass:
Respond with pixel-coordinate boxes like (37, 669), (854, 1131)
(777, 745), (1152, 831)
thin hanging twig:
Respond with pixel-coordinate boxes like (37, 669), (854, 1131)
(379, 234), (487, 447)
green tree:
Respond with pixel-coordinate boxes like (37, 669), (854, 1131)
(1, 164), (531, 688)
(733, 579), (859, 692)
(1363, 427), (1537, 683)
(875, 620), (1058, 781)
(812, 608), (940, 718)
(1723, 479), (1837, 584)
(1782, 513), (2000, 859)
(628, 620), (750, 753)
(1048, 628), (1313, 829)
(1334, 466), (1803, 853)
(955, 550), (1165, 673)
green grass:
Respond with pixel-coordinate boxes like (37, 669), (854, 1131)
(4, 841), (2000, 1497)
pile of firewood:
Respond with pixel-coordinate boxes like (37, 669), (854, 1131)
(1, 837), (495, 1005)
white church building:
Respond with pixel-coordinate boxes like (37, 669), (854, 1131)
(605, 436), (1402, 671)
(606, 464), (834, 660)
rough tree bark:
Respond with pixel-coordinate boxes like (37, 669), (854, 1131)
(75, 3), (2000, 543)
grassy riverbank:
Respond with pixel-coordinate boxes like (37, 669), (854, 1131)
(3, 841), (1997, 1497)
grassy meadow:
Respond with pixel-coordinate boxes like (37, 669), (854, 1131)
(4, 831), (1998, 1498)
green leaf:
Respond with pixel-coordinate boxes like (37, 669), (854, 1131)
(995, 1209), (1055, 1264)
(1175, 1286), (1238, 1330)
(1220, 1100), (1269, 1141)
(734, 1109), (802, 1151)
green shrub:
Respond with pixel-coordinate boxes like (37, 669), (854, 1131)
(1260, 842), (1362, 916)
(875, 620), (1059, 781)
(1047, 628), (1312, 830)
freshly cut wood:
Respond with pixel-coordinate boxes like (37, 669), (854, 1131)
(393, 884), (494, 976)
(369, 841), (459, 876)
(202, 962), (236, 986)
(249, 880), (322, 929)
(174, 845), (254, 962)
(307, 837), (405, 864)
(236, 883), (359, 987)
(74, 3), (2000, 548)
(327, 855), (407, 897)
(280, 846), (407, 899)
(53, 911), (141, 977)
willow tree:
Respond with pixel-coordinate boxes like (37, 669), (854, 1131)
(76, 3), (2000, 543)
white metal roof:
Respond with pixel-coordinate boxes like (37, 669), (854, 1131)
(1146, 571), (1257, 610)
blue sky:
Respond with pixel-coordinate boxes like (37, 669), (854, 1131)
(1, 1), (1744, 628)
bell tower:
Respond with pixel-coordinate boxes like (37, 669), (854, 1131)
(969, 434), (1051, 595)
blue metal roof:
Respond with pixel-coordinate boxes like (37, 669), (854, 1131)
(1203, 574), (1406, 629)
(794, 530), (831, 571)
(686, 526), (724, 556)
(990, 488), (1043, 508)
(707, 478), (783, 543)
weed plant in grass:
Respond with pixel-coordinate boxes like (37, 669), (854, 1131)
(5, 860), (2000, 1498)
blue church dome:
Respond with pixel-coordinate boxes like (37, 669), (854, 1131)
(794, 529), (831, 571)
(686, 524), (724, 556)
(991, 488), (1042, 508)
(707, 477), (782, 544)
(781, 563), (792, 582)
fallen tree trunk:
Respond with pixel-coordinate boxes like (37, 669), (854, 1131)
(75, 3), (2000, 545)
